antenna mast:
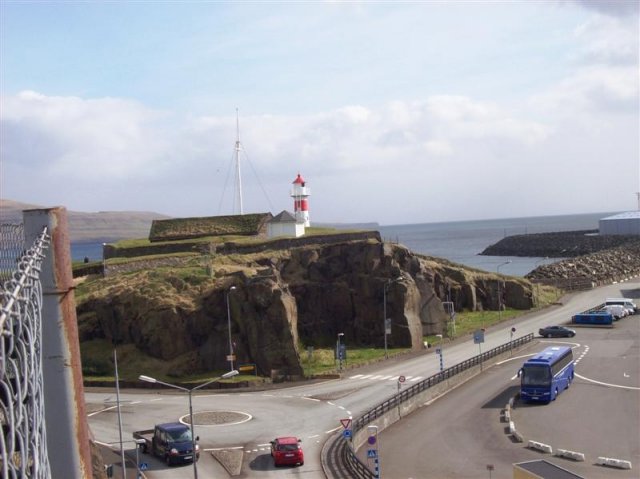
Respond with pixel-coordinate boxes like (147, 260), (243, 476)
(235, 108), (244, 215)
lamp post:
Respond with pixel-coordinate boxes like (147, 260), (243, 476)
(337, 333), (344, 370)
(383, 276), (404, 359)
(138, 370), (239, 479)
(226, 286), (237, 371)
(497, 260), (512, 320)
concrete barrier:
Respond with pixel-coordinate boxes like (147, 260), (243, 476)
(502, 408), (511, 423)
(528, 440), (553, 454)
(508, 421), (516, 434)
(596, 457), (632, 470)
(511, 430), (524, 443)
(555, 448), (585, 462)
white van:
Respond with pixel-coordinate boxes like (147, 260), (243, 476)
(605, 298), (637, 315)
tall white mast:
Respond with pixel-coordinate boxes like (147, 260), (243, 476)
(235, 108), (244, 215)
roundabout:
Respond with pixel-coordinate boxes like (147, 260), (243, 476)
(179, 410), (252, 426)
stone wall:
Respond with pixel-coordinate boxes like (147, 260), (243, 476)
(482, 230), (636, 257)
(526, 239), (640, 284)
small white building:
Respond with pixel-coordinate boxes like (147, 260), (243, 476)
(599, 211), (640, 235)
(267, 210), (305, 238)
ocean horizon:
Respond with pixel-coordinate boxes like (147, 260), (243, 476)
(72, 211), (617, 277)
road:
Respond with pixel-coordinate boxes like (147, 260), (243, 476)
(86, 279), (640, 478)
(369, 283), (640, 478)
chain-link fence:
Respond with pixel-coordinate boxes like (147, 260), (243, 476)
(1, 223), (51, 479)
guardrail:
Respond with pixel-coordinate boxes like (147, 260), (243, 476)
(331, 333), (534, 478)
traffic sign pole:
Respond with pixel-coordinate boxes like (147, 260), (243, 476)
(367, 425), (380, 478)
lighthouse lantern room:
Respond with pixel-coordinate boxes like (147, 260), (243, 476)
(291, 173), (311, 227)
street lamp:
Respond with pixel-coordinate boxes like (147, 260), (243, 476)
(383, 276), (404, 359)
(337, 333), (345, 371)
(138, 370), (239, 479)
(497, 260), (512, 320)
(226, 286), (237, 371)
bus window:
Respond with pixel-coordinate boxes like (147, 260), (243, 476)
(522, 365), (551, 386)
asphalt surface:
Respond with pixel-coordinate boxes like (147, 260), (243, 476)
(87, 279), (640, 479)
(369, 285), (640, 478)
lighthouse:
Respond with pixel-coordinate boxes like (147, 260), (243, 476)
(291, 173), (311, 227)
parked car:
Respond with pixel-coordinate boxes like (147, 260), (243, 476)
(539, 325), (576, 338)
(270, 437), (304, 467)
(601, 305), (627, 320)
(605, 298), (637, 315)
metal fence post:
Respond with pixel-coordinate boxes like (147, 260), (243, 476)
(24, 208), (93, 478)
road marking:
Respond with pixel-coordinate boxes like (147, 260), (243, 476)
(301, 396), (320, 402)
(326, 426), (341, 434)
(307, 434), (320, 439)
(575, 373), (640, 391)
(205, 445), (245, 451)
(410, 376), (423, 382)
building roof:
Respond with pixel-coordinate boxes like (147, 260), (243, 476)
(270, 210), (298, 223)
(600, 211), (640, 221)
(513, 459), (585, 479)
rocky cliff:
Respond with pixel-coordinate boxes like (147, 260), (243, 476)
(76, 238), (534, 376)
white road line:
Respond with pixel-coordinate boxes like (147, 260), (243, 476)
(205, 445), (245, 451)
(575, 373), (640, 391)
(349, 374), (364, 379)
(301, 396), (320, 402)
(410, 376), (423, 382)
(326, 426), (341, 434)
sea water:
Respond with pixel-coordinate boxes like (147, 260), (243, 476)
(378, 211), (613, 277)
(71, 211), (615, 277)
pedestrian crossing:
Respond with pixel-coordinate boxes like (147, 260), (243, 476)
(348, 374), (425, 382)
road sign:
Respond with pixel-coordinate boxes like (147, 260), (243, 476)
(340, 418), (352, 429)
(139, 463), (148, 471)
(435, 347), (441, 355)
(367, 449), (378, 458)
(343, 429), (352, 439)
(384, 318), (392, 335)
(368, 435), (377, 445)
(473, 329), (485, 344)
(226, 354), (236, 361)
(398, 375), (405, 383)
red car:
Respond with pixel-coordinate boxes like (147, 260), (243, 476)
(270, 436), (304, 467)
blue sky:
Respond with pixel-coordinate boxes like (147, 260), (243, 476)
(1, 1), (638, 225)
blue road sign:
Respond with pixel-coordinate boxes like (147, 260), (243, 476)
(367, 449), (378, 458)
(139, 463), (148, 471)
(343, 429), (352, 439)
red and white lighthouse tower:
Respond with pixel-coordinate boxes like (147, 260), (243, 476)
(291, 173), (311, 227)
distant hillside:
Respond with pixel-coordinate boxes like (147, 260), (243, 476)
(1, 199), (171, 242)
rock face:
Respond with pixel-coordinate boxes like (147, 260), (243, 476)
(76, 239), (534, 376)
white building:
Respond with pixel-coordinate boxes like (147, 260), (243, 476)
(599, 211), (640, 235)
(267, 210), (305, 238)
